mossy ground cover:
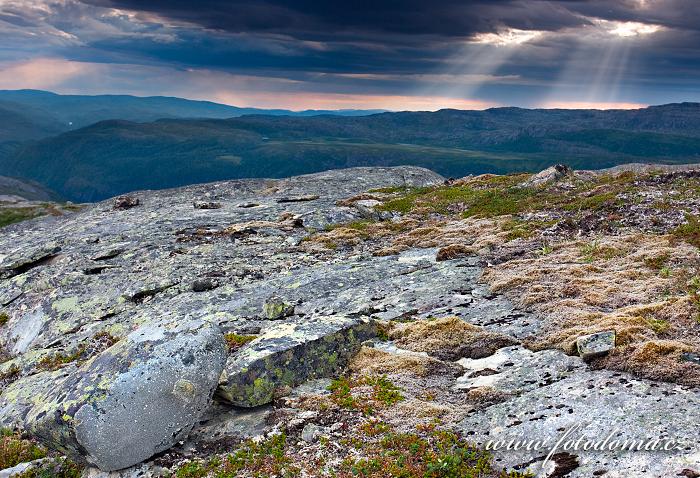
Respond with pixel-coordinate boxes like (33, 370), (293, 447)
(377, 171), (635, 220)
(0, 202), (86, 229)
(0, 207), (43, 228)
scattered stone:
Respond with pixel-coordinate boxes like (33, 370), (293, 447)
(262, 296), (295, 320)
(353, 199), (386, 220)
(113, 195), (139, 210)
(679, 469), (700, 478)
(193, 201), (222, 210)
(217, 316), (377, 407)
(0, 317), (227, 471)
(576, 330), (616, 360)
(276, 194), (320, 203)
(301, 423), (326, 443)
(191, 278), (217, 292)
(520, 164), (572, 188)
(236, 202), (260, 208)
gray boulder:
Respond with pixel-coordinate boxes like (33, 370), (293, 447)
(576, 330), (616, 360)
(217, 316), (377, 407)
(0, 317), (227, 472)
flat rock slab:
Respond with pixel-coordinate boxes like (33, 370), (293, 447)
(0, 317), (227, 472)
(455, 346), (584, 394)
(217, 316), (377, 407)
(457, 360), (700, 477)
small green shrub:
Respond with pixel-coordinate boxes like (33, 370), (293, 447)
(364, 375), (404, 406)
(0, 429), (46, 469)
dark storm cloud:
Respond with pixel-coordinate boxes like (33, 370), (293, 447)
(1, 0), (699, 107)
(81, 0), (590, 40)
(68, 0), (700, 80)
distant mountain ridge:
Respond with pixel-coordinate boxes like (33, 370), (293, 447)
(0, 89), (386, 142)
(2, 101), (699, 202)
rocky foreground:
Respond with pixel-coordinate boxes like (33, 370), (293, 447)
(0, 165), (699, 477)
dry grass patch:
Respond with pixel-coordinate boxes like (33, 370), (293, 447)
(436, 244), (474, 262)
(483, 234), (700, 386)
(601, 340), (699, 387)
(391, 218), (505, 251)
(389, 317), (518, 362)
(349, 347), (462, 378)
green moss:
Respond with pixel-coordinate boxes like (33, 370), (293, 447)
(561, 191), (620, 212)
(224, 333), (256, 351)
(580, 241), (623, 262)
(0, 312), (9, 327)
(373, 169), (646, 237)
(501, 219), (534, 241)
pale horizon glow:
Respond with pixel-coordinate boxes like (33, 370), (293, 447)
(0, 58), (665, 111)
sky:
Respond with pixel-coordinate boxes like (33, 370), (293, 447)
(0, 0), (699, 110)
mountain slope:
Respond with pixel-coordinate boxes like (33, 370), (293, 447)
(0, 99), (66, 142)
(3, 103), (700, 202)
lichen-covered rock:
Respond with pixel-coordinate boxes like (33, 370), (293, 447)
(0, 317), (227, 472)
(262, 296), (295, 320)
(217, 316), (377, 407)
(576, 330), (615, 360)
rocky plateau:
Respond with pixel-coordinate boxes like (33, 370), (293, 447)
(0, 165), (699, 478)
